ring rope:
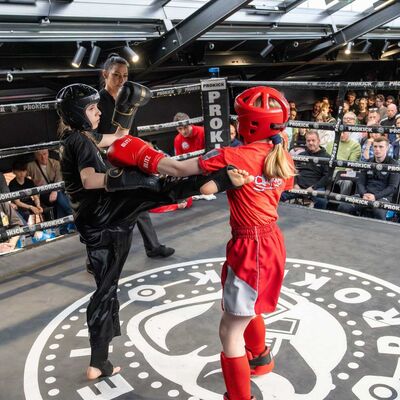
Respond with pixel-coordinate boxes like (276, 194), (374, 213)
(228, 80), (400, 90)
(289, 188), (400, 212)
(0, 182), (65, 204)
(0, 215), (74, 241)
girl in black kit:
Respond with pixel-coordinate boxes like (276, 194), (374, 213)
(57, 82), (252, 380)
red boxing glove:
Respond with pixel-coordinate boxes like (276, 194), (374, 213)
(107, 136), (165, 174)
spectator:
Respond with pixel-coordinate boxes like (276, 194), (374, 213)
(0, 175), (23, 254)
(27, 149), (72, 221)
(342, 112), (363, 143)
(380, 103), (398, 143)
(229, 123), (242, 147)
(346, 90), (359, 114)
(367, 108), (381, 125)
(361, 130), (394, 161)
(289, 127), (308, 155)
(342, 100), (350, 114)
(302, 100), (321, 122)
(315, 110), (335, 148)
(285, 108), (298, 146)
(367, 94), (376, 109)
(8, 161), (43, 224)
(338, 136), (400, 220)
(173, 112), (205, 156)
(357, 97), (368, 125)
(288, 100), (296, 110)
(281, 130), (330, 209)
(375, 94), (387, 120)
(326, 126), (361, 195)
(386, 95), (396, 107)
(392, 116), (400, 160)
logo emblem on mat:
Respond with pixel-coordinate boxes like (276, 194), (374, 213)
(25, 259), (400, 399)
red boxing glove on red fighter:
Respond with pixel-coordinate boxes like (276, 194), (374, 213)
(107, 136), (165, 174)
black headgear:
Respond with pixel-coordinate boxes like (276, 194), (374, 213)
(56, 84), (100, 131)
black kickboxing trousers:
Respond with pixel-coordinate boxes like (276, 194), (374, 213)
(75, 173), (227, 367)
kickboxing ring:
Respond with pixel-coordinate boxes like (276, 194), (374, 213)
(0, 79), (399, 244)
(0, 79), (399, 400)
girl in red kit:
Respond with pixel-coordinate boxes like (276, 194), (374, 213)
(107, 86), (295, 400)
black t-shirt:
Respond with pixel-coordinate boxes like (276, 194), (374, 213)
(97, 88), (138, 136)
(60, 130), (108, 212)
(8, 177), (35, 206)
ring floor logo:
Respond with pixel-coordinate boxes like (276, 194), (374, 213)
(24, 258), (400, 400)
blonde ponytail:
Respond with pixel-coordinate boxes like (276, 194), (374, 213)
(263, 143), (296, 180)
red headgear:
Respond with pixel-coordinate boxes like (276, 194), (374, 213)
(234, 86), (290, 144)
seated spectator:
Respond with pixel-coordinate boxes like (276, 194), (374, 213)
(342, 100), (350, 114)
(8, 161), (43, 224)
(326, 128), (361, 195)
(392, 116), (400, 160)
(380, 103), (398, 143)
(302, 100), (321, 122)
(386, 95), (396, 107)
(289, 127), (308, 155)
(367, 108), (381, 125)
(361, 130), (394, 161)
(315, 111), (335, 148)
(0, 172), (8, 194)
(281, 130), (330, 209)
(229, 123), (242, 147)
(285, 108), (298, 146)
(356, 97), (368, 125)
(288, 100), (297, 110)
(375, 94), (388, 120)
(367, 94), (376, 109)
(27, 149), (72, 220)
(0, 185), (23, 254)
(346, 90), (359, 114)
(338, 137), (400, 220)
(173, 112), (205, 156)
(342, 112), (363, 143)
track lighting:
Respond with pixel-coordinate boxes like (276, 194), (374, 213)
(260, 40), (274, 58)
(381, 40), (390, 53)
(344, 42), (352, 55)
(123, 42), (139, 63)
(88, 42), (101, 67)
(361, 40), (372, 54)
(71, 43), (86, 68)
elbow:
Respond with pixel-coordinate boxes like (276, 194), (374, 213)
(81, 178), (92, 190)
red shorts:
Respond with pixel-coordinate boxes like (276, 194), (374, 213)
(221, 223), (286, 316)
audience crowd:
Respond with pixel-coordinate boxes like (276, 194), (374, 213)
(0, 89), (400, 255)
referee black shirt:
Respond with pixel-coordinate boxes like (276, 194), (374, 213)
(97, 88), (137, 136)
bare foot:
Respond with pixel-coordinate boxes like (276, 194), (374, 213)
(227, 168), (254, 187)
(86, 365), (121, 380)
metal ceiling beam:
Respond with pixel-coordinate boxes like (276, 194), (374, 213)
(289, 1), (400, 61)
(283, 0), (308, 13)
(138, 0), (252, 77)
(325, 0), (356, 16)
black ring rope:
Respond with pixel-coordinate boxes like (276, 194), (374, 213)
(0, 215), (74, 241)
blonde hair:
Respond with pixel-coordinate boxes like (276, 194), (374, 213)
(263, 142), (296, 180)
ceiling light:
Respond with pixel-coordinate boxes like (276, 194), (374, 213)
(344, 42), (352, 55)
(88, 42), (101, 67)
(361, 40), (372, 53)
(123, 42), (139, 63)
(71, 43), (86, 68)
(381, 40), (390, 53)
(260, 41), (274, 58)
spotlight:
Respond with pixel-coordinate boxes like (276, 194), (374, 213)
(88, 43), (101, 67)
(361, 40), (372, 54)
(260, 40), (274, 58)
(123, 43), (139, 63)
(344, 42), (352, 55)
(71, 43), (87, 68)
(6, 72), (13, 83)
(381, 40), (390, 53)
